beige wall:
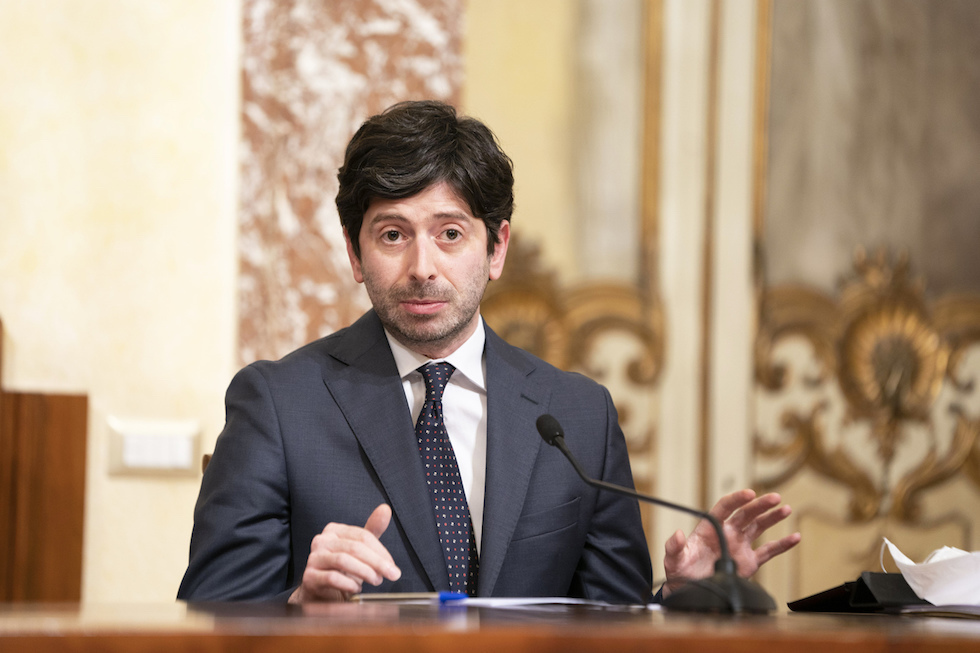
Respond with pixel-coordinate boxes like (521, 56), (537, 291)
(0, 1), (240, 601)
(462, 0), (579, 277)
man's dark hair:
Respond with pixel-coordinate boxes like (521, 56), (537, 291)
(337, 100), (514, 259)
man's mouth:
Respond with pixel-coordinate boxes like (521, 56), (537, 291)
(400, 299), (448, 316)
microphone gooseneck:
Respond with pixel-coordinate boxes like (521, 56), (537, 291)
(534, 413), (776, 614)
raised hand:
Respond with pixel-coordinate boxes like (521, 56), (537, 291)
(289, 504), (402, 603)
(661, 489), (801, 597)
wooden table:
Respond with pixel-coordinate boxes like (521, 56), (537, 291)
(1, 601), (979, 652)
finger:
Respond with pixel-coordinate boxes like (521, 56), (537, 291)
(307, 546), (389, 587)
(708, 488), (756, 522)
(312, 526), (399, 582)
(743, 504), (792, 541)
(727, 492), (784, 531)
(664, 529), (687, 560)
(321, 519), (399, 576)
(363, 505), (401, 581)
(662, 530), (688, 595)
(751, 532), (802, 567)
(364, 504), (392, 539)
(302, 566), (364, 598)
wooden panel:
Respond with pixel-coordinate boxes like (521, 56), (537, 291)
(0, 392), (87, 601)
(0, 319), (88, 602)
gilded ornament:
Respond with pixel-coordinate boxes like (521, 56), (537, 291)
(755, 248), (980, 524)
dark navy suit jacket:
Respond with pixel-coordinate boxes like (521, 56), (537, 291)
(178, 310), (652, 603)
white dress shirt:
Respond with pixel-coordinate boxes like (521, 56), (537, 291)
(384, 319), (488, 554)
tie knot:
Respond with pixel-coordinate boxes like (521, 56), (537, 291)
(419, 362), (455, 402)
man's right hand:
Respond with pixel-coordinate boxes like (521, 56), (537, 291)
(288, 503), (402, 603)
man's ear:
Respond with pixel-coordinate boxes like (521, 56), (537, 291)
(488, 221), (510, 281)
(344, 228), (364, 283)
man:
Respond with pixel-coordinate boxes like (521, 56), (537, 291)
(178, 101), (799, 604)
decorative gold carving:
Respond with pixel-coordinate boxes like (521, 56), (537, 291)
(837, 251), (949, 463)
(755, 248), (980, 523)
(483, 239), (664, 384)
(481, 237), (663, 488)
(890, 408), (980, 522)
(756, 402), (879, 521)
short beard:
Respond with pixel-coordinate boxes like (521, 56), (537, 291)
(364, 272), (489, 355)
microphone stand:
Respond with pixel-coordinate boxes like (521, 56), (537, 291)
(536, 415), (776, 614)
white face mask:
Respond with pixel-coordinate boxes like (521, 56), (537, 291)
(882, 537), (980, 606)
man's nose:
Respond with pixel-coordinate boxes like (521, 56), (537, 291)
(407, 238), (438, 280)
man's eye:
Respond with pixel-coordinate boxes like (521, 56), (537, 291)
(445, 229), (460, 240)
(383, 230), (400, 242)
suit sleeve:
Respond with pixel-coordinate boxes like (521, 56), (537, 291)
(177, 364), (297, 601)
(568, 386), (654, 604)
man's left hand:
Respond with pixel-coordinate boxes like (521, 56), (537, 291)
(661, 489), (801, 598)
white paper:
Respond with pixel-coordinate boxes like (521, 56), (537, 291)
(352, 593), (637, 610)
(882, 537), (980, 606)
(445, 597), (637, 610)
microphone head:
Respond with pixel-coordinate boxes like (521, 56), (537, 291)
(535, 414), (565, 446)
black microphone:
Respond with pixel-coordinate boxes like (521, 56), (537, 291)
(535, 413), (776, 614)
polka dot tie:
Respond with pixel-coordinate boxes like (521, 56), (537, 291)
(415, 363), (479, 596)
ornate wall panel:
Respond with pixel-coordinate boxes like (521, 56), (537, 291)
(751, 0), (980, 604)
(238, 0), (463, 364)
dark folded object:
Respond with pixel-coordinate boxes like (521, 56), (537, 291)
(789, 572), (930, 613)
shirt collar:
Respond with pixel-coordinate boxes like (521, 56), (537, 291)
(385, 317), (487, 391)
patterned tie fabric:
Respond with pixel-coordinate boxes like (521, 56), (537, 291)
(415, 362), (479, 596)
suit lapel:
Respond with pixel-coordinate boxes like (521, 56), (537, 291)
(478, 327), (551, 596)
(320, 312), (448, 591)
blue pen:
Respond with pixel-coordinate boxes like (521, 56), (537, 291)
(438, 591), (468, 603)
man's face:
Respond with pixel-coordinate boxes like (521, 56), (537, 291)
(346, 181), (510, 358)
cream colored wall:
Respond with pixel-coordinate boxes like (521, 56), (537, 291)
(0, 1), (240, 602)
(462, 0), (578, 276)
